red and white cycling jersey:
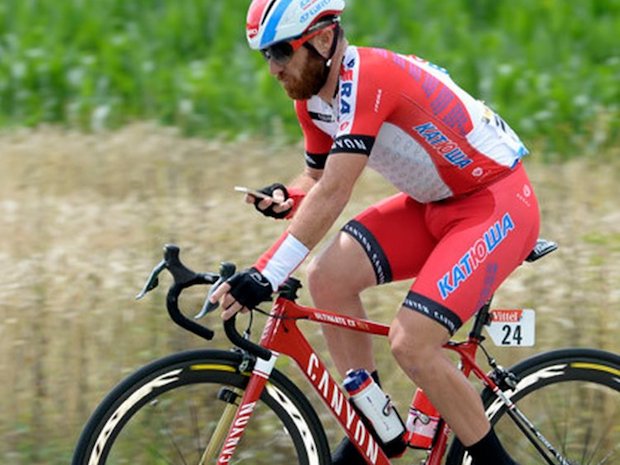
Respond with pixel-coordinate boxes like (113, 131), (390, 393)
(296, 46), (529, 203)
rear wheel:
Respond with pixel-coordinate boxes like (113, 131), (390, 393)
(72, 349), (330, 465)
(446, 348), (620, 465)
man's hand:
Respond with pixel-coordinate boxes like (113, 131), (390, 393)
(246, 183), (295, 219)
(209, 268), (273, 320)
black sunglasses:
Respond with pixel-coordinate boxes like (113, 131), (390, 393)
(260, 41), (296, 65)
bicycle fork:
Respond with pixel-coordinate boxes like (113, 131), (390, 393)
(201, 352), (279, 465)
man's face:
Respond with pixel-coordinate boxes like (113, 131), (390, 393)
(269, 45), (326, 100)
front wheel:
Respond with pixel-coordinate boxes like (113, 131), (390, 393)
(72, 349), (331, 465)
(446, 348), (620, 465)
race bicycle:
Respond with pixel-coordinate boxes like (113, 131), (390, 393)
(72, 239), (619, 465)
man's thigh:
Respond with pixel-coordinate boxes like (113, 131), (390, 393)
(409, 165), (540, 333)
(341, 193), (437, 285)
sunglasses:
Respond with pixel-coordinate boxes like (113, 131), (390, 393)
(260, 23), (337, 66)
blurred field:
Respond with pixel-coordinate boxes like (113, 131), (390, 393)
(1, 0), (619, 157)
(0, 125), (619, 464)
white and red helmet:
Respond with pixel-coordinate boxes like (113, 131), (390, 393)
(246, 0), (346, 50)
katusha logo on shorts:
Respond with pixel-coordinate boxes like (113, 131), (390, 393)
(437, 213), (515, 300)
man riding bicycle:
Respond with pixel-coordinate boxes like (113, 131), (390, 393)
(210, 2), (540, 465)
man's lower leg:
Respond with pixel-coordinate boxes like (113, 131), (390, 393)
(390, 310), (520, 465)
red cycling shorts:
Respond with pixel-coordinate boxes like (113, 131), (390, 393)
(341, 164), (540, 334)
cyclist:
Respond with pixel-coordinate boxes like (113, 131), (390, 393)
(210, 1), (540, 465)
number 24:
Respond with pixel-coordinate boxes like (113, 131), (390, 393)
(501, 324), (523, 345)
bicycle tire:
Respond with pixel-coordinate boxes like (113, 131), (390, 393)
(72, 349), (331, 465)
(445, 348), (620, 465)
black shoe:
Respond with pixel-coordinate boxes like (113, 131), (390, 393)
(466, 428), (520, 465)
(331, 437), (367, 465)
(331, 436), (407, 464)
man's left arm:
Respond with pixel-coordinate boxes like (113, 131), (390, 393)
(249, 151), (368, 290)
(287, 152), (367, 249)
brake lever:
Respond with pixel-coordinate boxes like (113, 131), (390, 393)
(195, 262), (236, 319)
(135, 259), (167, 300)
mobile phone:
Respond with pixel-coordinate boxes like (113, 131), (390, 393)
(234, 186), (282, 204)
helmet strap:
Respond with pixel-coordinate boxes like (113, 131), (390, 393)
(303, 23), (342, 94)
(325, 23), (341, 68)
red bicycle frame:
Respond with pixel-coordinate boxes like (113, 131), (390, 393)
(215, 294), (502, 465)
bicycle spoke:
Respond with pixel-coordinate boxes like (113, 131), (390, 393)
(150, 398), (190, 465)
(504, 405), (559, 465)
(496, 381), (618, 465)
(146, 443), (176, 465)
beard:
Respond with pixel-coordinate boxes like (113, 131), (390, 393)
(279, 51), (327, 100)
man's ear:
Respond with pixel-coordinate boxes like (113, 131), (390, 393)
(312, 28), (336, 57)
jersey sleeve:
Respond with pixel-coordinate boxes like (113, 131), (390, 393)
(295, 100), (333, 170)
(331, 48), (397, 156)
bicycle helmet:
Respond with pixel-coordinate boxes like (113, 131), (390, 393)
(246, 0), (346, 50)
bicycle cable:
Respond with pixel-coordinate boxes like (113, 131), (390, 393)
(253, 307), (309, 321)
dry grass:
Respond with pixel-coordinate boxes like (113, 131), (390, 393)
(0, 124), (618, 464)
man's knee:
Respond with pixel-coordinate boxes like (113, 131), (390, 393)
(389, 323), (426, 372)
(307, 255), (333, 296)
(307, 237), (376, 299)
(307, 254), (355, 302)
(389, 309), (450, 379)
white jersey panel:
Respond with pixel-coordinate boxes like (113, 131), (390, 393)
(368, 123), (453, 202)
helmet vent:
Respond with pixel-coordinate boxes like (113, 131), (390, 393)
(261, 0), (278, 26)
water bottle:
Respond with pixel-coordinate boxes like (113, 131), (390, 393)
(406, 388), (441, 449)
(343, 369), (406, 455)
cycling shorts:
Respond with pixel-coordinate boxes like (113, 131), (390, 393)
(341, 164), (540, 334)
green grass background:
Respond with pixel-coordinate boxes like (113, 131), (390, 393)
(1, 0), (619, 158)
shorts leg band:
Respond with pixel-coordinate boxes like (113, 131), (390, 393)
(342, 220), (393, 285)
(403, 291), (463, 335)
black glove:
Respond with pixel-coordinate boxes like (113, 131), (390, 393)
(227, 268), (273, 310)
(253, 183), (292, 219)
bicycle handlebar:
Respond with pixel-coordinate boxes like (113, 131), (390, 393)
(137, 244), (273, 360)
(223, 315), (272, 360)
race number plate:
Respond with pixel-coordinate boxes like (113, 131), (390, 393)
(486, 309), (535, 347)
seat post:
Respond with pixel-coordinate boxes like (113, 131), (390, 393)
(469, 297), (494, 340)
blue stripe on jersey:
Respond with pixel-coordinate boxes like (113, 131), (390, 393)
(260, 0), (294, 48)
